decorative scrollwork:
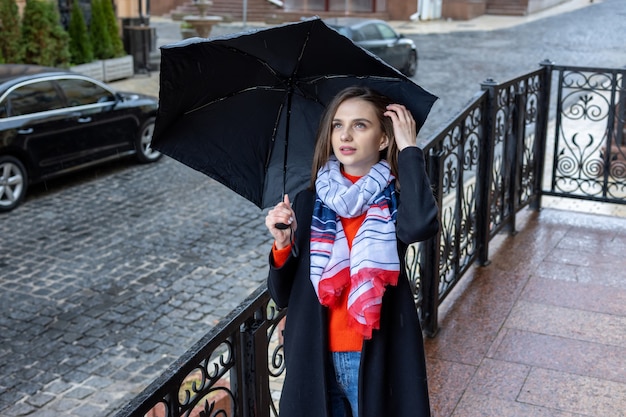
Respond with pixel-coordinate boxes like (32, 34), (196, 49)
(265, 301), (286, 417)
(267, 316), (285, 378)
(554, 132), (606, 196)
(519, 132), (536, 205)
(490, 150), (504, 231)
(438, 205), (456, 294)
(563, 93), (608, 122)
(405, 243), (424, 308)
(562, 70), (613, 90)
(610, 160), (626, 179)
(176, 340), (235, 417)
(192, 387), (235, 417)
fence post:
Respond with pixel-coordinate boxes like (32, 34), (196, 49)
(421, 146), (443, 337)
(240, 307), (271, 417)
(505, 85), (526, 234)
(477, 78), (498, 266)
(532, 60), (554, 210)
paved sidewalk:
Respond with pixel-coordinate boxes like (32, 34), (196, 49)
(390, 0), (596, 34)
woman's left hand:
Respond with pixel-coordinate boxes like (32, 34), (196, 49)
(384, 104), (417, 151)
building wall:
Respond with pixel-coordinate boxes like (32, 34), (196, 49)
(141, 0), (417, 20)
(527, 0), (569, 14)
(442, 0), (487, 20)
(388, 0), (419, 20)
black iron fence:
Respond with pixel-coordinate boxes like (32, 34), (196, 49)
(114, 62), (626, 417)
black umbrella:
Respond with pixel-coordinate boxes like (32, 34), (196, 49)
(151, 17), (437, 209)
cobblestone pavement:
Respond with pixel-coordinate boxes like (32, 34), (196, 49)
(0, 0), (624, 416)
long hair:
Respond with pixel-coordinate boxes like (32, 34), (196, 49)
(310, 86), (400, 188)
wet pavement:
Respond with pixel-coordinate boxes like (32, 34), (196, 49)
(425, 207), (626, 417)
(1, 0), (625, 416)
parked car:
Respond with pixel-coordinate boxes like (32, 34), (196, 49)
(325, 18), (418, 77)
(0, 64), (161, 212)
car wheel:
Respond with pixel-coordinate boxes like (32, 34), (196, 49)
(403, 50), (418, 77)
(135, 117), (162, 163)
(0, 156), (28, 212)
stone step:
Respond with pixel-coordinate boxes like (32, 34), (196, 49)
(168, 0), (389, 23)
(169, 0), (281, 22)
(485, 0), (527, 15)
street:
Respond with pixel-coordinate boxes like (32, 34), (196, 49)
(0, 0), (624, 415)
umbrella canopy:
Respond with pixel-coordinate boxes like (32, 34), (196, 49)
(152, 17), (437, 209)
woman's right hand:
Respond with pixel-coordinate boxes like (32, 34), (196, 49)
(265, 194), (297, 249)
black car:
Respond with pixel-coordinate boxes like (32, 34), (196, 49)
(0, 64), (161, 212)
(325, 18), (418, 77)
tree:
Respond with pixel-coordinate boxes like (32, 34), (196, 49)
(68, 0), (94, 64)
(22, 0), (70, 67)
(0, 0), (23, 63)
(89, 0), (113, 59)
(101, 0), (125, 57)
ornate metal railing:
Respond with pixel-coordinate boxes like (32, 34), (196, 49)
(114, 286), (286, 417)
(416, 65), (552, 335)
(542, 64), (626, 203)
(114, 62), (625, 417)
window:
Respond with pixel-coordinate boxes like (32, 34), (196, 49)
(377, 23), (398, 41)
(7, 81), (64, 116)
(57, 78), (116, 107)
(360, 24), (382, 41)
(351, 29), (366, 42)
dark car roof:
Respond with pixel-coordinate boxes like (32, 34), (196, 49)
(0, 64), (75, 92)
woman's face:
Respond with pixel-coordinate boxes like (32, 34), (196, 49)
(330, 98), (389, 177)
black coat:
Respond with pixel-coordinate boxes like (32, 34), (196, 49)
(268, 147), (439, 417)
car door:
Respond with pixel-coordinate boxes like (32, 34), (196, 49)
(55, 77), (137, 162)
(4, 79), (90, 178)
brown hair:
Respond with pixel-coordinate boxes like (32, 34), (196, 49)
(310, 86), (400, 188)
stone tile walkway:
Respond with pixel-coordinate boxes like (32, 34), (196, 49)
(425, 206), (626, 416)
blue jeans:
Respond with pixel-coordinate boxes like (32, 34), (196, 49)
(328, 351), (360, 417)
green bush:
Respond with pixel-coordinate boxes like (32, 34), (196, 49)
(68, 0), (94, 64)
(90, 0), (114, 59)
(0, 0), (23, 63)
(22, 0), (70, 67)
(101, 0), (125, 57)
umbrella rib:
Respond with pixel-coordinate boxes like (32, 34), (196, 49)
(270, 26), (313, 199)
(184, 85), (288, 115)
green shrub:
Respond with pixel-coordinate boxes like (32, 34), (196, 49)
(101, 0), (125, 57)
(68, 0), (94, 64)
(0, 0), (23, 63)
(22, 0), (70, 67)
(90, 0), (114, 59)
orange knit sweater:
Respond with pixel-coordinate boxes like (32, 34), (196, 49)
(272, 172), (365, 352)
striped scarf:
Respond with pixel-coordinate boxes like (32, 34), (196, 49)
(310, 156), (399, 338)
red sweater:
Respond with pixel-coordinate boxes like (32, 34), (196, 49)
(272, 172), (365, 352)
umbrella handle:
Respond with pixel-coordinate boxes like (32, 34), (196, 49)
(274, 224), (298, 258)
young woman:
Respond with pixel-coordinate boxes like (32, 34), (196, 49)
(265, 86), (439, 417)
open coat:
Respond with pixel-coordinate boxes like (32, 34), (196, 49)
(267, 147), (439, 417)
